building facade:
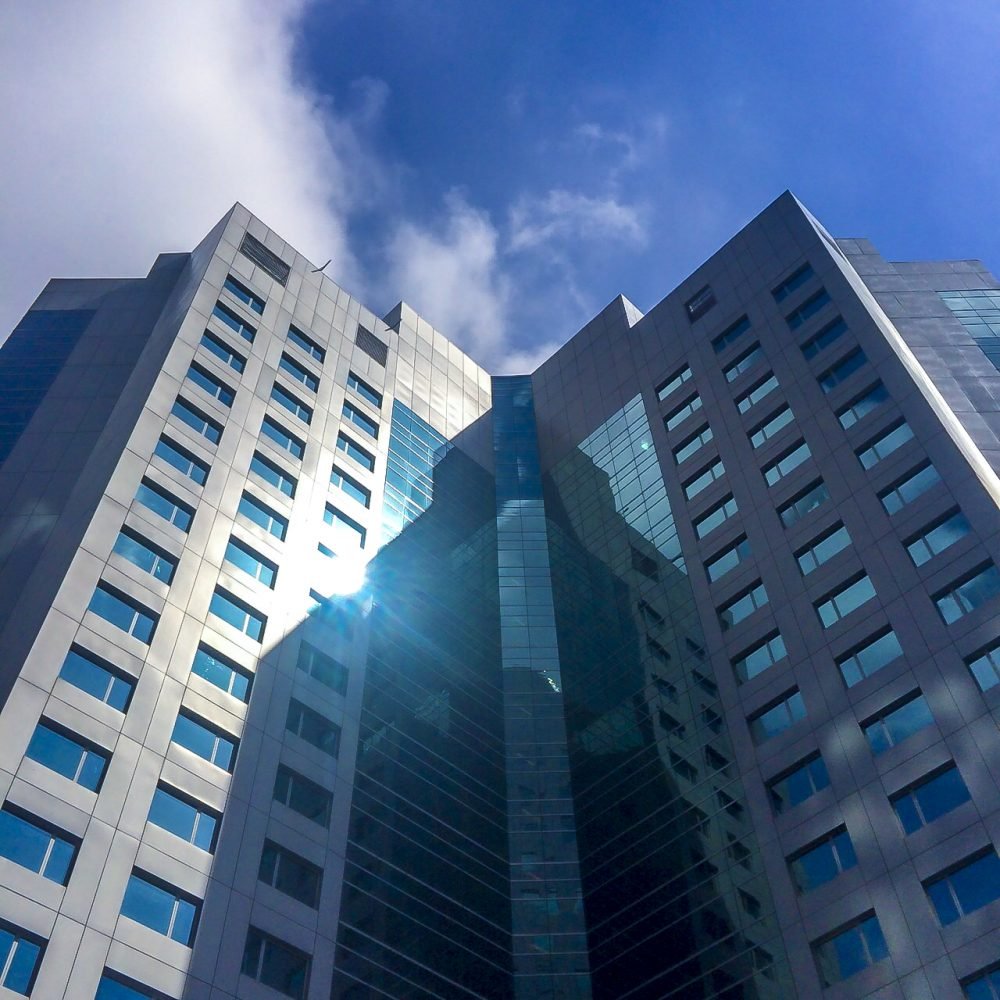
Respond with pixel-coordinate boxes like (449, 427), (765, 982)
(0, 194), (999, 998)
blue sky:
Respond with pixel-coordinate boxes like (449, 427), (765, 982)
(2, 1), (999, 370)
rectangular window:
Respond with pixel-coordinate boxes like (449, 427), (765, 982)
(778, 479), (829, 527)
(748, 406), (793, 449)
(693, 494), (738, 539)
(287, 324), (325, 363)
(209, 588), (267, 642)
(816, 574), (877, 628)
(705, 536), (751, 583)
(892, 764), (970, 834)
(271, 384), (312, 424)
(907, 509), (972, 566)
(347, 371), (383, 408)
(154, 436), (209, 486)
(325, 505), (367, 548)
(0, 805), (78, 884)
(113, 527), (176, 584)
(683, 458), (725, 500)
(286, 699), (340, 757)
(857, 420), (914, 469)
(260, 416), (305, 460)
(818, 347), (867, 392)
(336, 432), (376, 471)
(724, 343), (763, 383)
(656, 364), (692, 401)
(813, 913), (888, 986)
(879, 461), (942, 514)
(331, 466), (371, 508)
(964, 966), (1000, 999)
(296, 642), (348, 695)
(0, 924), (44, 995)
(786, 288), (831, 329)
(685, 285), (716, 321)
(187, 362), (235, 407)
(926, 850), (1000, 926)
(200, 331), (246, 373)
(224, 536), (277, 588)
(712, 315), (751, 354)
(837, 628), (902, 687)
(863, 693), (934, 754)
(801, 316), (847, 360)
(26, 720), (107, 791)
(259, 840), (322, 908)
(768, 753), (829, 814)
(838, 382), (890, 429)
(789, 827), (857, 892)
(664, 394), (703, 432)
(135, 478), (195, 532)
(238, 492), (288, 541)
(120, 871), (199, 946)
(239, 233), (290, 285)
(171, 397), (222, 444)
(673, 425), (713, 465)
(796, 523), (852, 575)
(718, 581), (769, 631)
(89, 583), (157, 643)
(935, 563), (1000, 623)
(749, 689), (806, 744)
(733, 631), (786, 682)
(763, 440), (811, 486)
(242, 927), (310, 999)
(250, 451), (297, 498)
(273, 765), (332, 827)
(148, 784), (219, 852)
(736, 372), (779, 414)
(223, 275), (264, 314)
(967, 643), (1000, 693)
(773, 262), (815, 302)
(171, 711), (238, 771)
(342, 401), (379, 439)
(191, 644), (252, 702)
(212, 301), (256, 342)
(59, 646), (134, 711)
(278, 353), (319, 392)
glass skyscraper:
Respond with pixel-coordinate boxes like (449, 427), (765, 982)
(0, 193), (999, 998)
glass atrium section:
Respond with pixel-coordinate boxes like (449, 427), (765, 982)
(940, 289), (1000, 370)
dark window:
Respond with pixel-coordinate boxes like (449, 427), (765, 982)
(837, 381), (890, 429)
(211, 301), (256, 342)
(260, 415), (305, 460)
(773, 262), (815, 302)
(171, 397), (222, 444)
(154, 436), (209, 486)
(112, 527), (176, 584)
(296, 642), (348, 694)
(191, 644), (252, 702)
(749, 690), (805, 745)
(120, 871), (199, 945)
(171, 711), (238, 771)
(59, 645), (134, 711)
(223, 274), (265, 314)
(684, 285), (716, 321)
(768, 753), (830, 814)
(26, 720), (108, 791)
(287, 324), (325, 362)
(664, 394), (702, 432)
(347, 371), (383, 408)
(863, 693), (934, 754)
(147, 785), (219, 852)
(241, 927), (310, 999)
(964, 964), (1000, 999)
(723, 342), (763, 382)
(813, 912), (888, 985)
(789, 827), (857, 892)
(200, 330), (246, 372)
(891, 764), (971, 834)
(135, 478), (194, 532)
(355, 324), (388, 365)
(786, 288), (831, 329)
(0, 805), (78, 884)
(259, 840), (322, 908)
(779, 479), (829, 527)
(237, 492), (288, 540)
(89, 583), (157, 643)
(818, 347), (867, 392)
(238, 233), (290, 285)
(209, 588), (267, 642)
(279, 353), (319, 392)
(926, 850), (1000, 926)
(250, 451), (297, 498)
(336, 432), (376, 471)
(273, 765), (332, 827)
(711, 315), (750, 354)
(271, 383), (312, 424)
(187, 361), (235, 407)
(286, 699), (340, 757)
(801, 316), (847, 359)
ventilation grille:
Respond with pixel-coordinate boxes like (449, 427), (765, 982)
(238, 233), (290, 286)
(355, 325), (389, 366)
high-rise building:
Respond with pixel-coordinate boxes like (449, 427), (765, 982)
(0, 192), (999, 999)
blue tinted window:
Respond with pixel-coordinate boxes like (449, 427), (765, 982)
(286, 700), (340, 757)
(223, 275), (264, 314)
(749, 690), (805, 745)
(224, 536), (277, 588)
(278, 353), (319, 392)
(718, 581), (769, 631)
(121, 872), (199, 945)
(112, 528), (176, 583)
(342, 401), (379, 439)
(967, 643), (1000, 693)
(813, 913), (888, 985)
(683, 458), (725, 500)
(926, 851), (1000, 926)
(261, 416), (305, 459)
(200, 331), (246, 373)
(347, 371), (382, 408)
(187, 362), (235, 407)
(693, 493), (738, 539)
(965, 966), (1000, 1000)
(59, 646), (133, 711)
(0, 806), (77, 884)
(287, 325), (325, 362)
(796, 523), (852, 575)
(271, 384), (312, 424)
(154, 436), (209, 486)
(789, 828), (857, 892)
(705, 536), (750, 582)
(134, 478), (194, 532)
(778, 479), (829, 527)
(209, 588), (266, 641)
(324, 506), (367, 548)
(96, 972), (160, 999)
(331, 466), (371, 508)
(763, 440), (811, 486)
(801, 316), (847, 359)
(863, 694), (934, 754)
(171, 712), (238, 771)
(786, 288), (831, 329)
(857, 421), (914, 469)
(750, 405), (794, 448)
(818, 347), (867, 392)
(273, 766), (332, 827)
(191, 644), (251, 702)
(170, 397), (222, 444)
(736, 372), (779, 414)
(336, 432), (375, 472)
(711, 315), (750, 353)
(892, 765), (971, 834)
(250, 452), (296, 498)
(907, 510), (972, 566)
(242, 926), (310, 999)
(773, 262), (815, 302)
(0, 924), (44, 995)
(815, 574), (877, 628)
(212, 301), (255, 342)
(837, 381), (889, 429)
(237, 492), (287, 540)
(723, 343), (763, 383)
(664, 394), (702, 432)
(880, 461), (941, 514)
(148, 785), (219, 852)
(732, 630), (784, 682)
(26, 721), (107, 790)
(259, 841), (322, 908)
(837, 629), (902, 687)
(935, 563), (1000, 623)
(769, 754), (829, 814)
(89, 583), (157, 643)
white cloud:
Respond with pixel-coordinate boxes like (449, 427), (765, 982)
(0, 0), (378, 339)
(508, 190), (647, 252)
(382, 192), (512, 368)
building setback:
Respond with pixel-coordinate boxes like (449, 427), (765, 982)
(0, 193), (998, 998)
